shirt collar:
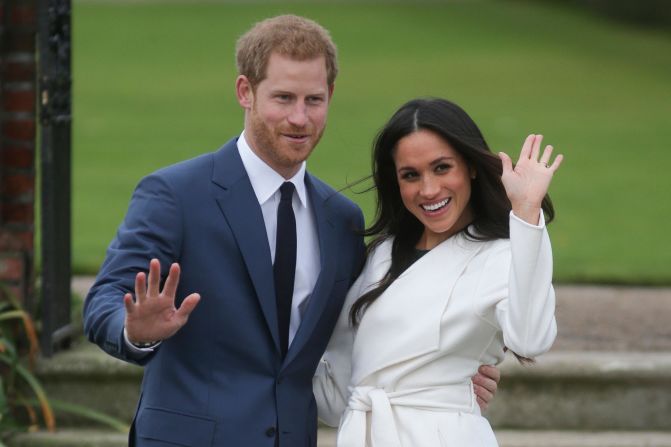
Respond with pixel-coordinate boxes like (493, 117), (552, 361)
(237, 131), (308, 208)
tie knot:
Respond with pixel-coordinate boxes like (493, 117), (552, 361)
(279, 182), (295, 203)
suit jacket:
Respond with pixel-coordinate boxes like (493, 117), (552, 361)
(313, 213), (556, 446)
(83, 138), (366, 447)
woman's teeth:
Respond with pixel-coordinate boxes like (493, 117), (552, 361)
(422, 198), (450, 212)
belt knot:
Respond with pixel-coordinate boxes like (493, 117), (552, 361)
(338, 387), (402, 447)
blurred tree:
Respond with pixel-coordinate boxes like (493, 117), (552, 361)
(535, 0), (671, 28)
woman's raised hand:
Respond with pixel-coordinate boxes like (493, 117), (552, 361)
(498, 134), (563, 225)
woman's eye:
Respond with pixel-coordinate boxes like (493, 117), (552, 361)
(435, 163), (451, 173)
(400, 172), (418, 180)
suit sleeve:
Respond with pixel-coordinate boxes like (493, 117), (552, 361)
(82, 173), (183, 365)
(494, 211), (557, 358)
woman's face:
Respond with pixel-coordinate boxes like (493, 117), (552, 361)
(393, 129), (474, 249)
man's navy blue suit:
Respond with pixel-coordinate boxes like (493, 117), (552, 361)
(83, 138), (366, 446)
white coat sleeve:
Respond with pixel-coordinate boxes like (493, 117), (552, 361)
(495, 211), (557, 358)
(312, 254), (374, 427)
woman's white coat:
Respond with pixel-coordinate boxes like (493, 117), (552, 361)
(313, 213), (556, 446)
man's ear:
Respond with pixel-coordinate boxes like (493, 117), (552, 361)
(236, 75), (253, 109)
(328, 83), (335, 101)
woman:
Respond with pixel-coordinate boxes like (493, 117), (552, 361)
(313, 98), (562, 446)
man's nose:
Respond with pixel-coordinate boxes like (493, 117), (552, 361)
(287, 103), (308, 127)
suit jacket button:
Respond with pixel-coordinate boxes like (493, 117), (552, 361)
(265, 427), (276, 437)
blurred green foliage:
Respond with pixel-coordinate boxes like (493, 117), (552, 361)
(71, 0), (671, 283)
(0, 288), (55, 439)
(541, 0), (671, 28)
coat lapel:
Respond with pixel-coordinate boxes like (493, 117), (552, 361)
(211, 138), (280, 355)
(352, 233), (485, 384)
(283, 174), (338, 367)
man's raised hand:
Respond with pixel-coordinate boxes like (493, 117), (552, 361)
(123, 259), (200, 344)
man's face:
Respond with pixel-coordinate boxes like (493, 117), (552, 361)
(237, 52), (333, 179)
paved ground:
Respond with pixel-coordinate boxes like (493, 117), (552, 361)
(12, 429), (671, 447)
(73, 278), (671, 351)
(285, 429), (671, 447)
(551, 285), (671, 351)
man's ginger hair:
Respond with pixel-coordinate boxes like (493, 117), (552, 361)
(236, 15), (338, 88)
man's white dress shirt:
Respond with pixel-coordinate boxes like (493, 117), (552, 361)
(237, 131), (321, 346)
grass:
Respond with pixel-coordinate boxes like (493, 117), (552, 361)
(71, 0), (671, 284)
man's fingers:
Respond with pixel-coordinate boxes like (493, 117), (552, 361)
(479, 364), (501, 384)
(147, 258), (161, 297)
(176, 293), (201, 320)
(123, 293), (135, 314)
(162, 263), (181, 299)
(476, 396), (488, 412)
(135, 272), (147, 304)
(474, 365), (500, 396)
(474, 383), (494, 403)
(473, 375), (498, 396)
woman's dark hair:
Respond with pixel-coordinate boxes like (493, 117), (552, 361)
(350, 98), (555, 329)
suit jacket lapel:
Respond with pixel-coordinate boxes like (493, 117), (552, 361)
(284, 173), (337, 367)
(212, 138), (280, 355)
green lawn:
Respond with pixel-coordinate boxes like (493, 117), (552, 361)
(71, 1), (671, 284)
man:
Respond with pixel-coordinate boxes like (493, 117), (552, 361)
(83, 15), (498, 447)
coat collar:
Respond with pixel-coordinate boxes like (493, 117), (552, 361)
(351, 233), (485, 383)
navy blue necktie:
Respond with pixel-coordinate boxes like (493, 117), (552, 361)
(274, 182), (296, 358)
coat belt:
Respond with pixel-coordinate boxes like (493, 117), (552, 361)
(336, 383), (477, 447)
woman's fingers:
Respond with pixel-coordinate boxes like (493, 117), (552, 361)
(519, 134), (535, 162)
(498, 151), (513, 175)
(518, 134), (563, 171)
(549, 153), (564, 172)
(530, 134), (543, 161)
(539, 145), (553, 167)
